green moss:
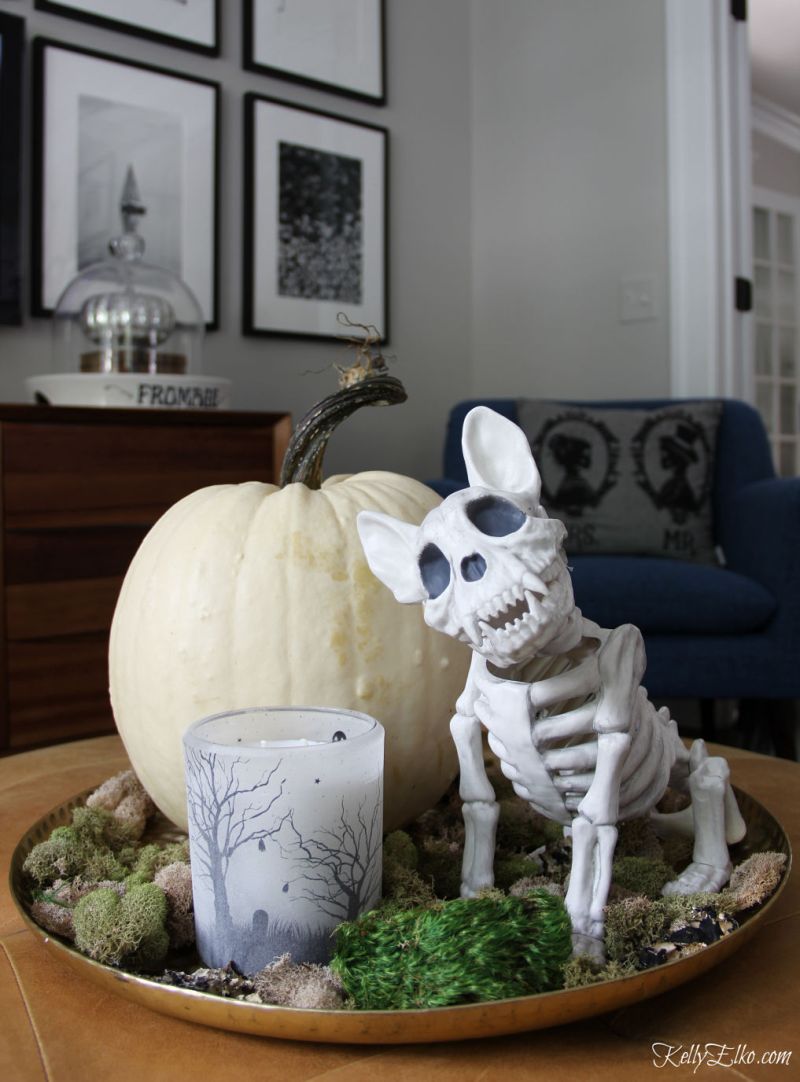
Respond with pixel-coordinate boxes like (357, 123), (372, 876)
(331, 891), (572, 1010)
(612, 856), (675, 899)
(72, 884), (169, 971)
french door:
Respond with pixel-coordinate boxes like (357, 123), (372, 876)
(753, 187), (800, 476)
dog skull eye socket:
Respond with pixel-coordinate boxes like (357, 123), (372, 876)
(419, 543), (451, 599)
(466, 496), (527, 537)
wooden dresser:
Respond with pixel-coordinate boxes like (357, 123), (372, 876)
(0, 405), (291, 753)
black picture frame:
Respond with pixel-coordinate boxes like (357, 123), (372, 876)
(34, 0), (220, 57)
(243, 93), (389, 342)
(0, 12), (24, 326)
(243, 0), (386, 106)
(32, 38), (220, 329)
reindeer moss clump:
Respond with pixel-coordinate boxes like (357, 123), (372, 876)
(23, 807), (138, 886)
(416, 838), (463, 899)
(603, 890), (740, 965)
(727, 852), (787, 911)
(331, 891), (572, 1010)
(127, 840), (190, 887)
(380, 831), (435, 912)
(611, 856), (676, 899)
(495, 799), (560, 853)
(85, 769), (155, 839)
(495, 854), (543, 891)
(563, 954), (636, 989)
(72, 883), (169, 971)
(604, 895), (673, 965)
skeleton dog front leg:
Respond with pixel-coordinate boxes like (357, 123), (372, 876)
(562, 624), (640, 957)
(450, 661), (499, 896)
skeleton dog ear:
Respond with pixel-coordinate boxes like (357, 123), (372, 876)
(462, 406), (542, 502)
(356, 510), (427, 604)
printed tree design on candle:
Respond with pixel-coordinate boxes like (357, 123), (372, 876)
(283, 794), (382, 922)
(184, 747), (288, 942)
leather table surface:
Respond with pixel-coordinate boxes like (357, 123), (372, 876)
(1, 735), (797, 1081)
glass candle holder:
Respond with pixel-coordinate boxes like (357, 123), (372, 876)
(183, 706), (384, 974)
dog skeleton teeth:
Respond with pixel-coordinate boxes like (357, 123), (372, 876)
(485, 592), (531, 631)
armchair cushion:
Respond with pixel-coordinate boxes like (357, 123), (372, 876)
(569, 555), (777, 635)
(516, 399), (723, 563)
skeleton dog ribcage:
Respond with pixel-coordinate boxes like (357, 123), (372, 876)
(471, 645), (678, 827)
(357, 405), (746, 958)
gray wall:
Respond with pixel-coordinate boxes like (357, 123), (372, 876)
(0, 0), (472, 480)
(0, 0), (672, 478)
(469, 0), (671, 400)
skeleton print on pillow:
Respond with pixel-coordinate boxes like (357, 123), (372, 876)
(516, 400), (723, 563)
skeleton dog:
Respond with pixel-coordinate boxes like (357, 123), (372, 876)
(357, 407), (746, 958)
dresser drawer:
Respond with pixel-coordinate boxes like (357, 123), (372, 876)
(5, 578), (121, 640)
(1, 420), (278, 516)
(6, 636), (114, 749)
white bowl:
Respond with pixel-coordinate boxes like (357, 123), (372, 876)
(26, 372), (232, 410)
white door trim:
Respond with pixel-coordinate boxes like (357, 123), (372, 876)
(665, 0), (753, 401)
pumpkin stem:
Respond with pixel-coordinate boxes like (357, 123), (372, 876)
(280, 325), (407, 488)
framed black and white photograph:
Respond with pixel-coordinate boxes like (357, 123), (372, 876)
(0, 12), (24, 325)
(243, 94), (388, 341)
(32, 39), (219, 327)
(243, 0), (385, 105)
(35, 0), (220, 56)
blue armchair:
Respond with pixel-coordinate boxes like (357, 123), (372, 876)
(429, 398), (799, 756)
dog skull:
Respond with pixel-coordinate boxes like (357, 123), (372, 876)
(413, 492), (575, 665)
(357, 407), (580, 667)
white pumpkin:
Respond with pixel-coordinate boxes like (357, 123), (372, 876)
(109, 376), (470, 833)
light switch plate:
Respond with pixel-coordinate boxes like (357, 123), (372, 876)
(620, 275), (657, 323)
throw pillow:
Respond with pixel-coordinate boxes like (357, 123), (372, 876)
(515, 400), (723, 563)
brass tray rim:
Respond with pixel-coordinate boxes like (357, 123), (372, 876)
(9, 784), (792, 1045)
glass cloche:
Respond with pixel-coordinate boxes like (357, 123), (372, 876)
(52, 166), (204, 377)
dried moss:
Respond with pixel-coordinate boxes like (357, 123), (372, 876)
(416, 837), (463, 900)
(129, 841), (190, 884)
(383, 830), (418, 871)
(154, 862), (195, 949)
(612, 856), (676, 899)
(660, 833), (695, 871)
(495, 799), (559, 854)
(86, 769), (155, 839)
(728, 852), (787, 911)
(254, 953), (345, 1009)
(563, 954), (636, 989)
(495, 855), (543, 891)
(72, 883), (169, 971)
(23, 823), (130, 886)
(615, 818), (664, 861)
(509, 875), (564, 900)
(604, 895), (671, 964)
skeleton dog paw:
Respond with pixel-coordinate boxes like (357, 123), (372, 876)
(357, 406), (745, 959)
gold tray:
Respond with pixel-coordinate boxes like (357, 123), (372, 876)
(9, 785), (791, 1045)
